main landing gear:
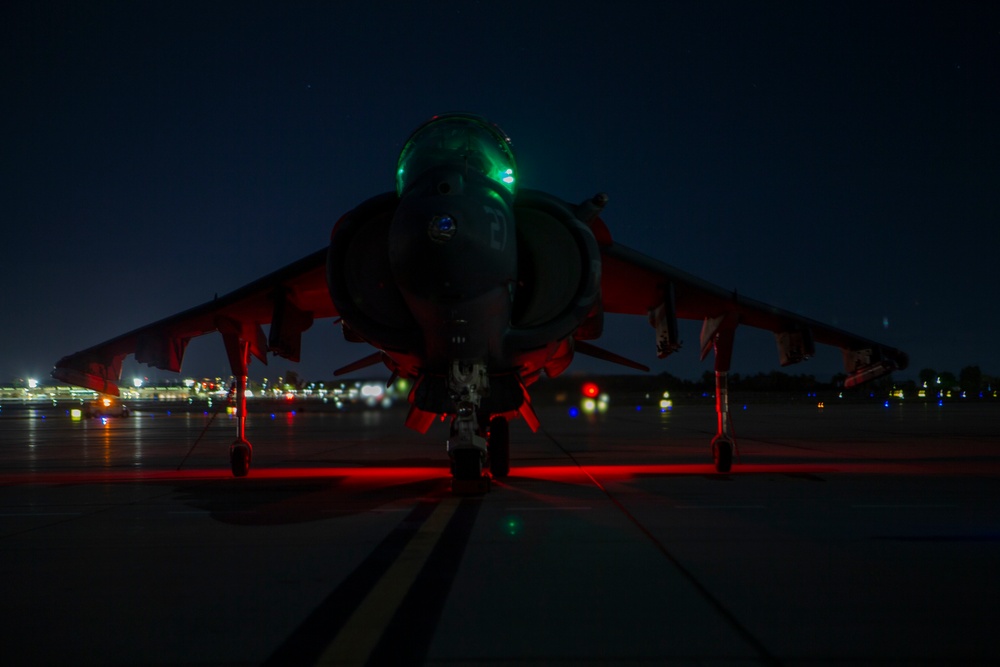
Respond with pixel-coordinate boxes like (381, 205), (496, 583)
(449, 414), (510, 494)
(487, 415), (510, 479)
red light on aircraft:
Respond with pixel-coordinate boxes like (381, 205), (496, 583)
(582, 382), (600, 398)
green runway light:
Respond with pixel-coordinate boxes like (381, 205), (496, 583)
(502, 515), (523, 537)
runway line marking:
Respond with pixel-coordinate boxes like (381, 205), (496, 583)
(315, 496), (459, 666)
(675, 505), (766, 509)
(505, 506), (592, 511)
(851, 504), (959, 509)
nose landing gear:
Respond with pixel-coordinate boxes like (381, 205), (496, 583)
(447, 360), (493, 493)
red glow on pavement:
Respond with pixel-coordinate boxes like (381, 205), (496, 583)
(0, 460), (983, 489)
(507, 461), (948, 482)
(0, 467), (448, 486)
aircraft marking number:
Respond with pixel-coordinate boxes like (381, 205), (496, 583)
(485, 206), (507, 251)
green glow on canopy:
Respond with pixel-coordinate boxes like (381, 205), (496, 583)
(396, 114), (517, 196)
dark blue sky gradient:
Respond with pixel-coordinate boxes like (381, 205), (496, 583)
(3, 2), (998, 383)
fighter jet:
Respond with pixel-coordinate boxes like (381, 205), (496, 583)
(53, 113), (908, 481)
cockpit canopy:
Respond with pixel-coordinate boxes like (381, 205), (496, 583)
(396, 113), (517, 197)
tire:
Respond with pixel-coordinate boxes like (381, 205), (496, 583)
(713, 439), (733, 473)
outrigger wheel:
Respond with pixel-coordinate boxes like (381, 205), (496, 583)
(230, 440), (252, 477)
(712, 437), (733, 473)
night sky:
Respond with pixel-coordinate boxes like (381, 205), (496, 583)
(3, 1), (998, 385)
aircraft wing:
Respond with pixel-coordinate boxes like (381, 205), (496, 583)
(52, 248), (333, 396)
(599, 241), (908, 385)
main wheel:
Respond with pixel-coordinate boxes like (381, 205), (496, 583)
(452, 448), (482, 480)
(488, 416), (510, 479)
(230, 441), (252, 477)
(712, 438), (733, 473)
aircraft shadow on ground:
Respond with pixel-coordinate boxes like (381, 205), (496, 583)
(171, 475), (447, 526)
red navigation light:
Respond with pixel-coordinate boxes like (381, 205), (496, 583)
(582, 382), (599, 398)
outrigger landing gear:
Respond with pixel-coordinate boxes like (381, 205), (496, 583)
(447, 360), (491, 493)
(712, 371), (734, 473)
(703, 314), (738, 473)
(221, 328), (256, 478)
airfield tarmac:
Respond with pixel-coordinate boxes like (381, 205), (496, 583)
(1, 397), (998, 666)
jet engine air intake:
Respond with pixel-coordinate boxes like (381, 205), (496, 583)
(507, 189), (602, 351)
(327, 192), (419, 353)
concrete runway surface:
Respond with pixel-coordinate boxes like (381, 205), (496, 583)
(1, 396), (998, 666)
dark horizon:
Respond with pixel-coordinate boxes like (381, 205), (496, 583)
(4, 2), (998, 385)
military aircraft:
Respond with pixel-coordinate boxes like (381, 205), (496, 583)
(53, 113), (908, 482)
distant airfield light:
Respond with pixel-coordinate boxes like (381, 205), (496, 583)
(582, 382), (599, 398)
(133, 378), (143, 388)
(361, 384), (383, 398)
(70, 408), (82, 419)
(883, 316), (890, 329)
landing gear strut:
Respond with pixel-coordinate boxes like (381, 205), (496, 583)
(222, 332), (254, 477)
(712, 370), (734, 473)
(704, 315), (738, 473)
